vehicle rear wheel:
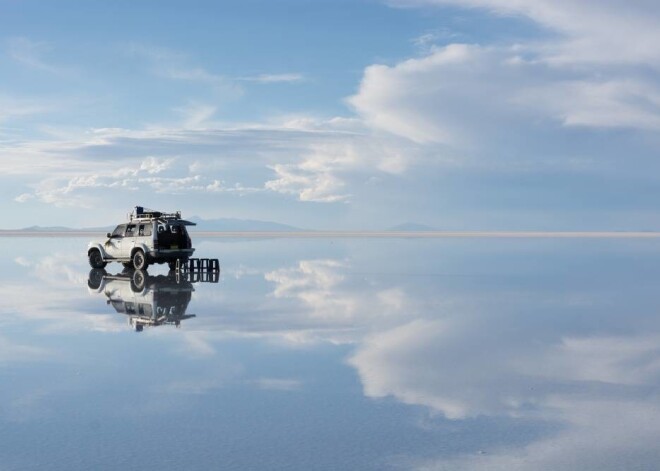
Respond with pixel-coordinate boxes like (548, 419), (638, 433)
(132, 250), (148, 270)
(88, 249), (107, 269)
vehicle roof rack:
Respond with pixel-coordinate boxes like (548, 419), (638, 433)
(130, 206), (182, 221)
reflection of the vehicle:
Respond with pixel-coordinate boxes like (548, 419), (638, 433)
(88, 269), (196, 331)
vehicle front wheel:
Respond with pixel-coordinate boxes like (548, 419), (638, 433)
(87, 268), (107, 290)
(131, 269), (146, 292)
(132, 250), (148, 270)
(88, 249), (107, 269)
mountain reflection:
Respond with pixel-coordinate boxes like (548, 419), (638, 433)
(88, 269), (200, 331)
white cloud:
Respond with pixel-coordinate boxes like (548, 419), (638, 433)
(13, 152), (264, 207)
(349, 0), (660, 153)
(127, 43), (304, 92)
(264, 136), (415, 202)
(127, 43), (221, 83)
(6, 1), (659, 227)
(240, 73), (305, 83)
(0, 95), (52, 123)
(349, 43), (486, 144)
(266, 162), (349, 203)
(138, 156), (174, 174)
(7, 37), (73, 75)
(391, 0), (660, 65)
(7, 120), (417, 208)
(519, 78), (660, 130)
(349, 41), (660, 149)
(174, 103), (218, 129)
(14, 193), (34, 203)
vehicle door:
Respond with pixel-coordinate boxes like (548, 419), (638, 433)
(105, 224), (126, 259)
(121, 224), (137, 258)
(137, 223), (153, 252)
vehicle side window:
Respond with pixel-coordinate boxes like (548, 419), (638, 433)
(111, 225), (125, 237)
(138, 224), (152, 236)
(125, 224), (136, 237)
(138, 304), (153, 317)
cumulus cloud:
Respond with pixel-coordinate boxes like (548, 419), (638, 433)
(349, 42), (660, 149)
(391, 0), (660, 65)
(266, 160), (350, 203)
(14, 156), (208, 207)
(349, 0), (660, 156)
(7, 121), (418, 208)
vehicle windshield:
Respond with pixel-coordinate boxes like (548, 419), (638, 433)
(111, 225), (125, 237)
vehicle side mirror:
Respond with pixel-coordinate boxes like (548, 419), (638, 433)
(107, 233), (112, 238)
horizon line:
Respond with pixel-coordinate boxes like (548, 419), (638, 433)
(3, 230), (660, 239)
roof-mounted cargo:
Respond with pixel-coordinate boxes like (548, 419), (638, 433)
(129, 206), (195, 225)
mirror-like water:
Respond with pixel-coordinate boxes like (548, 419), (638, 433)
(2, 236), (659, 470)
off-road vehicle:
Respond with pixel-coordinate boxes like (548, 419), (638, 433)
(87, 206), (195, 271)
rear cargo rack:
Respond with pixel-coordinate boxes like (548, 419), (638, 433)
(173, 258), (220, 283)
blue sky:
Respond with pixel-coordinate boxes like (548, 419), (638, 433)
(2, 0), (659, 229)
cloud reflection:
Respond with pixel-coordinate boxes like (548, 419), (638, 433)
(4, 239), (660, 469)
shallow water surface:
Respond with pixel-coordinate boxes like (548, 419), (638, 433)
(1, 237), (660, 470)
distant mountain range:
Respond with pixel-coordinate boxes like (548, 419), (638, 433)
(187, 217), (301, 232)
(3, 219), (437, 232)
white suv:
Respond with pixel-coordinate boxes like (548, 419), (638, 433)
(87, 207), (196, 270)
